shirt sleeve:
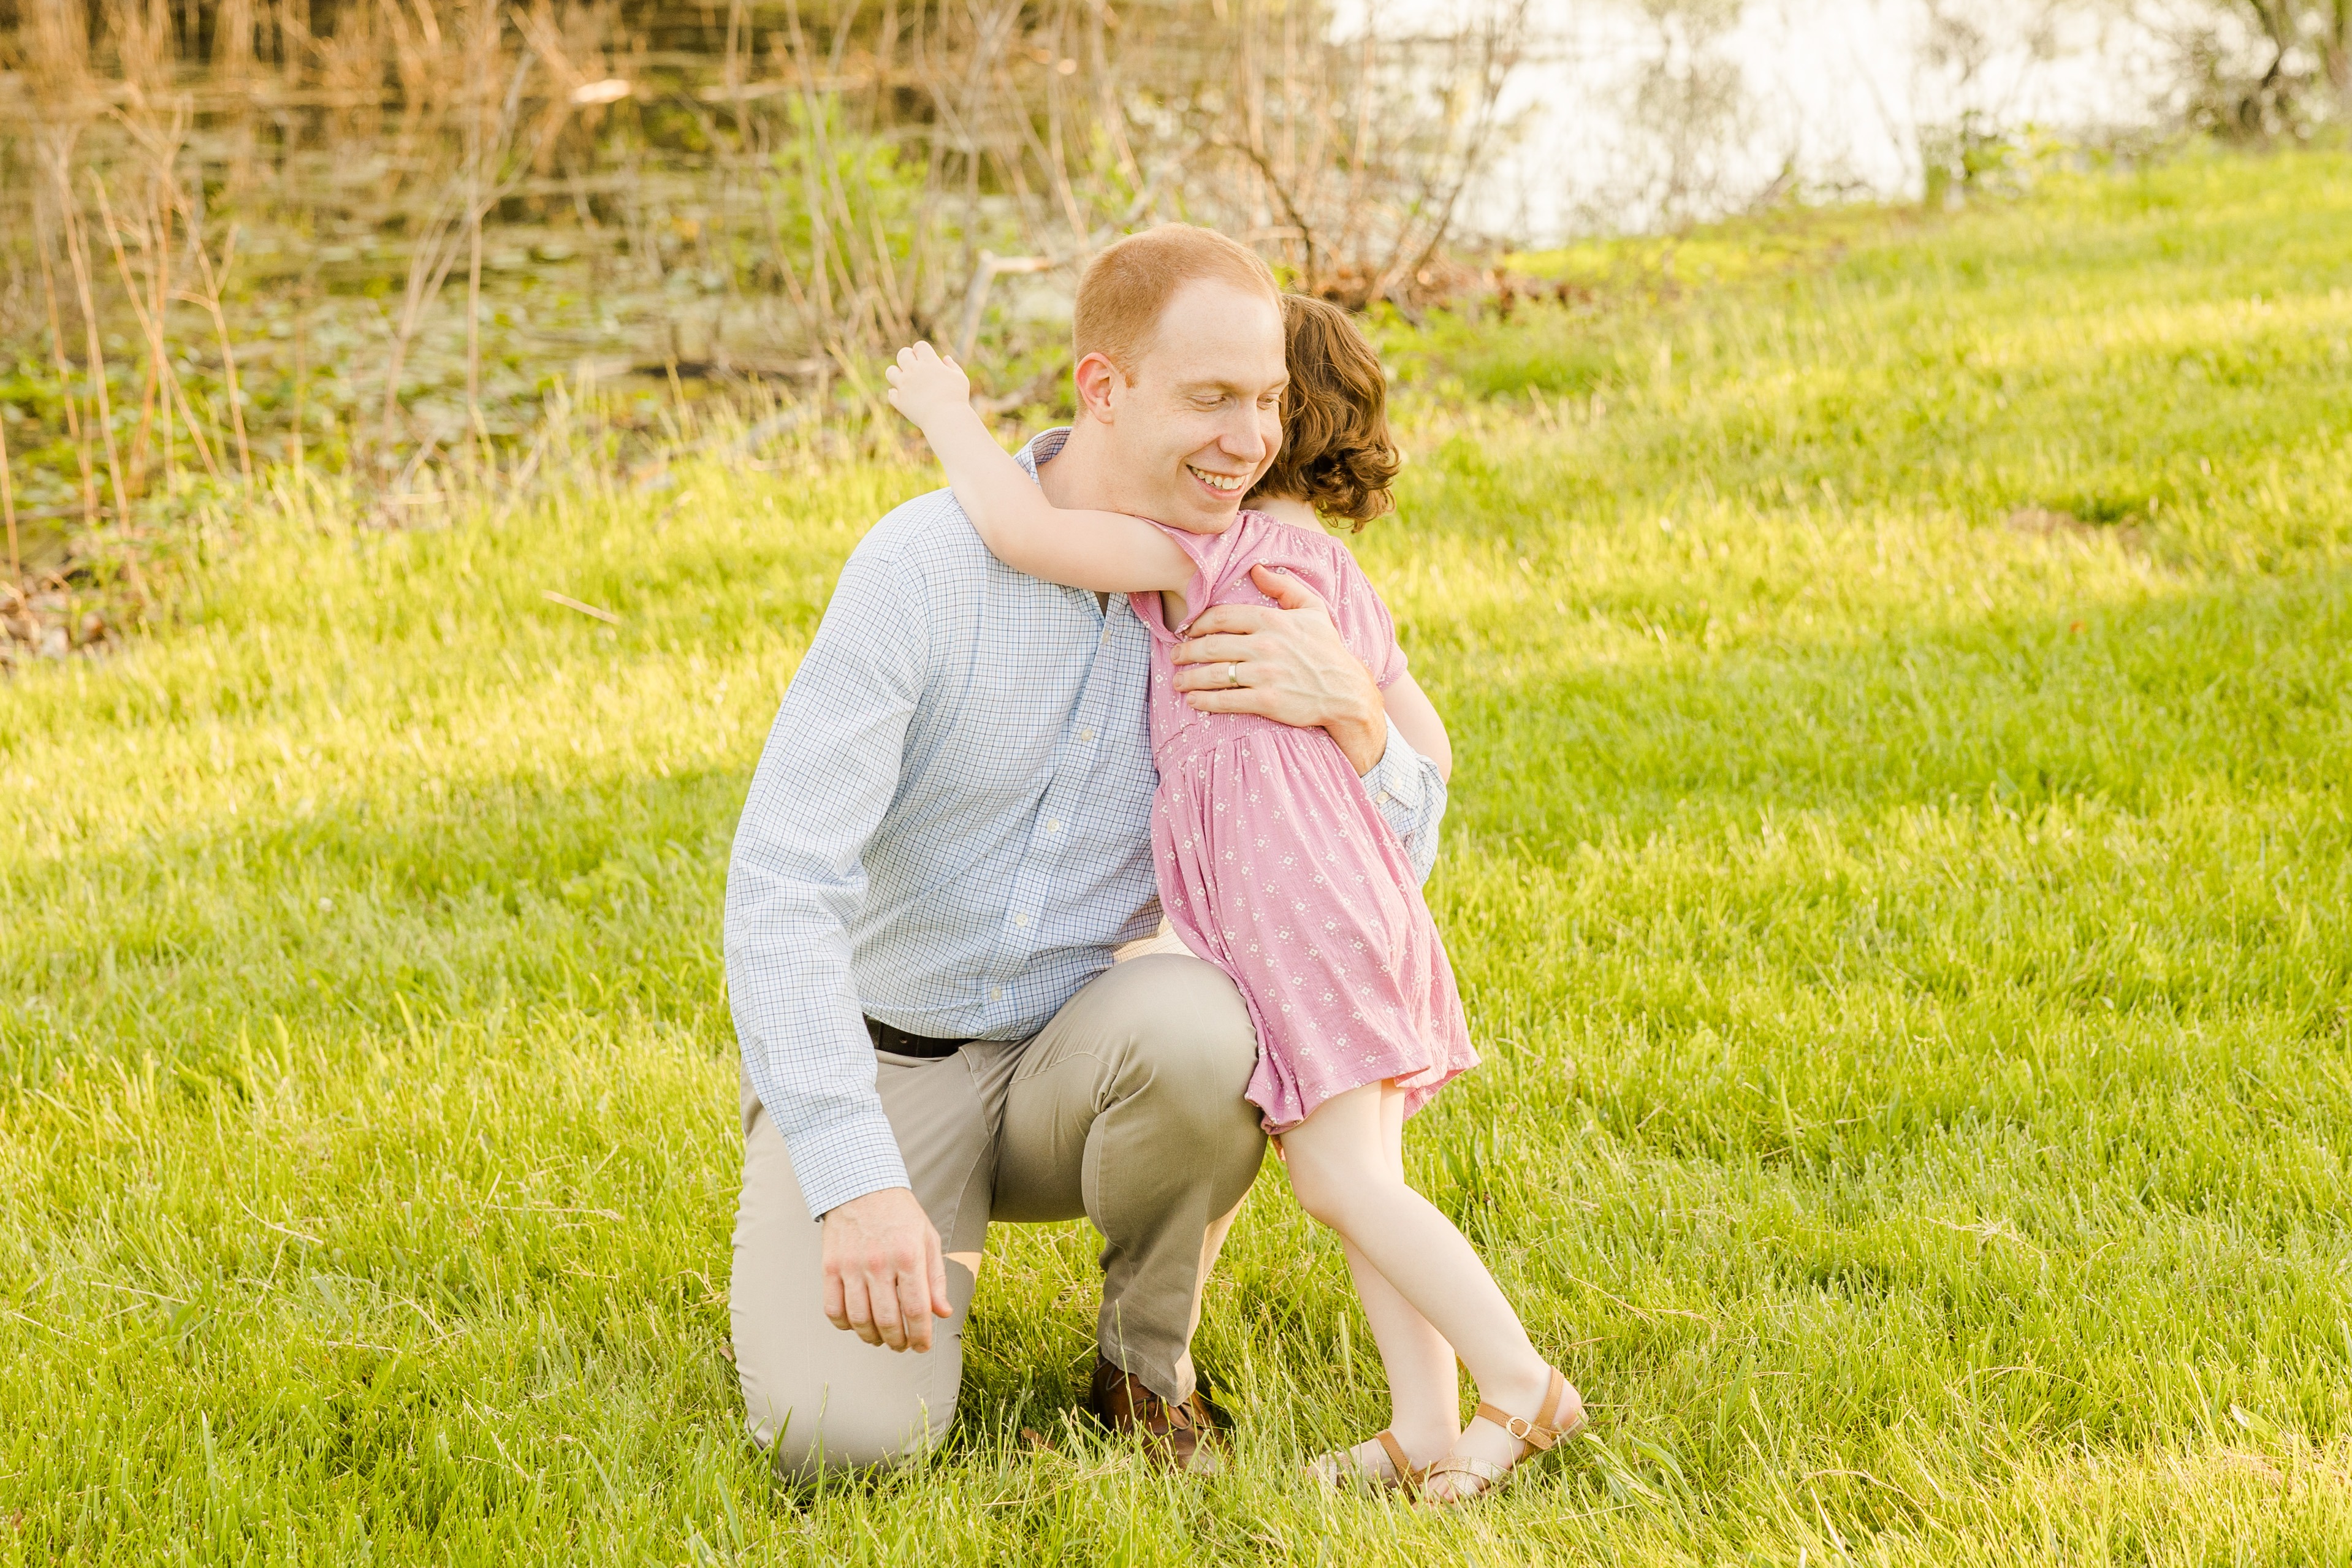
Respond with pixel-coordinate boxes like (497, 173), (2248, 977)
(724, 543), (928, 1220)
(1359, 715), (1448, 885)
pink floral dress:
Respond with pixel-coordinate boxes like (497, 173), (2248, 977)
(1132, 510), (1477, 1133)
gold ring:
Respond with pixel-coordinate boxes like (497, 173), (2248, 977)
(1225, 663), (1239, 687)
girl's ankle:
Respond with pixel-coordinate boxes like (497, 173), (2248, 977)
(1474, 1358), (1557, 1418)
(1386, 1419), (1459, 1460)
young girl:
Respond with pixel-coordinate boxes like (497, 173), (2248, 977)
(885, 297), (1582, 1503)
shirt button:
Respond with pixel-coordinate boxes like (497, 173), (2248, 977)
(1079, 729), (1094, 742)
(1376, 791), (1391, 805)
(1012, 912), (1029, 927)
(989, 986), (1003, 1000)
(1046, 820), (1061, 833)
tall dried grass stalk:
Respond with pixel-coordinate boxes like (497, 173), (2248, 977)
(1, 415), (20, 585)
(34, 202), (101, 529)
(21, 0), (93, 103)
(175, 192), (255, 484)
(378, 25), (535, 461)
(88, 169), (226, 493)
(56, 163), (133, 523)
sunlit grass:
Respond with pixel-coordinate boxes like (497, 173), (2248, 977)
(4, 150), (2351, 1563)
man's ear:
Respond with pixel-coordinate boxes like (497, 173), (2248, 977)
(1072, 351), (1125, 424)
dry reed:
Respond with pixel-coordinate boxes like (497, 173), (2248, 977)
(1, 414), (18, 585)
(2, 0), (1534, 587)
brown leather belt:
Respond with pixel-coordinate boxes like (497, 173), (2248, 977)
(864, 1015), (973, 1060)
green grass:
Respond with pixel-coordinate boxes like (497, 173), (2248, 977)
(6, 147), (2352, 1564)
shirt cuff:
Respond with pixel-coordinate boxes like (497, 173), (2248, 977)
(1358, 716), (1445, 883)
(783, 1109), (913, 1222)
(1358, 717), (1423, 813)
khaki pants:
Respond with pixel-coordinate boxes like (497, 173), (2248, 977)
(729, 952), (1266, 1474)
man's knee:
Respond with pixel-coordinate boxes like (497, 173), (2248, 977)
(730, 1095), (965, 1477)
(743, 1369), (956, 1477)
(1105, 954), (1260, 1113)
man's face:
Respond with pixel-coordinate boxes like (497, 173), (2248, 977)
(1089, 280), (1288, 533)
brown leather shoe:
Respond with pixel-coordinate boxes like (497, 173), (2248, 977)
(1087, 1356), (1228, 1473)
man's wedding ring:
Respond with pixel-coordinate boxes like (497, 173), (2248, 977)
(1224, 663), (1240, 687)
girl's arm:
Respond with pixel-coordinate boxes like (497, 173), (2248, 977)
(1380, 671), (1453, 783)
(885, 343), (1192, 595)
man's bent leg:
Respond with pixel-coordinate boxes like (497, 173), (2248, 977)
(729, 1055), (992, 1475)
(993, 954), (1265, 1402)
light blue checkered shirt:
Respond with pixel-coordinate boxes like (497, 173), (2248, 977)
(724, 428), (1449, 1219)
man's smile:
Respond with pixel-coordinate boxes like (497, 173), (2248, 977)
(1187, 464), (1249, 495)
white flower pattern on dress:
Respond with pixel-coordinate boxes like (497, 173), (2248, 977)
(1127, 511), (1476, 1133)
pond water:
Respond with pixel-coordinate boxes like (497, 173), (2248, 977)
(1371, 0), (2207, 242)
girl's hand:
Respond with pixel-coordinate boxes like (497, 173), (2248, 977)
(885, 342), (973, 430)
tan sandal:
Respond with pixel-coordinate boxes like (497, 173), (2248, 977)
(1307, 1429), (1430, 1498)
(1420, 1367), (1585, 1504)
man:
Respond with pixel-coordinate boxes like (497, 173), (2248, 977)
(725, 224), (1448, 1474)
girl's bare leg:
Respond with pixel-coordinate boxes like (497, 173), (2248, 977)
(1332, 1084), (1459, 1472)
(1283, 1080), (1563, 1495)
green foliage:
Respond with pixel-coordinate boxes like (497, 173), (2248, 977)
(4, 150), (2352, 1562)
(756, 97), (945, 331)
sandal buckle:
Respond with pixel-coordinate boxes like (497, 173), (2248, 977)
(1504, 1415), (1535, 1441)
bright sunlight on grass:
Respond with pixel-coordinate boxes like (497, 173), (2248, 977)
(5, 149), (2351, 1563)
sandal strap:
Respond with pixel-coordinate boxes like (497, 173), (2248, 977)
(1422, 1455), (1508, 1496)
(1374, 1430), (1422, 1499)
(1311, 1431), (1425, 1495)
(1472, 1367), (1577, 1452)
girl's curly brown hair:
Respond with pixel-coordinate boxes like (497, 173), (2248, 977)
(1248, 294), (1401, 530)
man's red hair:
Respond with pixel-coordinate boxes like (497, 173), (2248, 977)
(1073, 225), (1279, 375)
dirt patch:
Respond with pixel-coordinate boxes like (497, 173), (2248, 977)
(0, 588), (122, 672)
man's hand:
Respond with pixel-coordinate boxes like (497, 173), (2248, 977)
(820, 1187), (952, 1352)
(1171, 565), (1386, 773)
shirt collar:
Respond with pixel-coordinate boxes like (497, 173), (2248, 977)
(1014, 426), (1073, 481)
